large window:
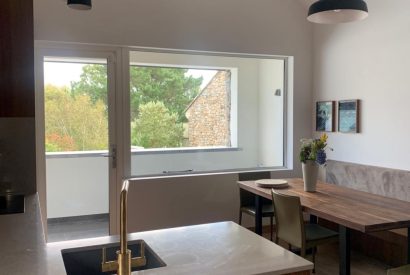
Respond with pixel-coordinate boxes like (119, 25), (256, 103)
(40, 50), (287, 178)
(129, 51), (286, 176)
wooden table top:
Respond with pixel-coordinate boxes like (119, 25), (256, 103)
(238, 178), (410, 233)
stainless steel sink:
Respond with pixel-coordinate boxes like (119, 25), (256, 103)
(62, 240), (166, 275)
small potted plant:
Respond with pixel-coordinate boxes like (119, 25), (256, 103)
(299, 133), (331, 192)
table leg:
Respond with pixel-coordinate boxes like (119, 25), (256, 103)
(407, 227), (410, 264)
(254, 195), (263, 235)
(339, 225), (351, 275)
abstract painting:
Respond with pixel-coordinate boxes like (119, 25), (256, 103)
(316, 101), (335, 132)
(338, 100), (360, 133)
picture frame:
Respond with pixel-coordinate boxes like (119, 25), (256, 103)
(316, 101), (335, 132)
(338, 100), (360, 133)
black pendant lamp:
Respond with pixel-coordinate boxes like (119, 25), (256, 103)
(67, 0), (92, 10)
(307, 0), (368, 24)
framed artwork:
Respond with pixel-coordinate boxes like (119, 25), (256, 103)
(338, 100), (360, 133)
(316, 101), (335, 132)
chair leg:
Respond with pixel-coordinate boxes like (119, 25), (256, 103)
(270, 216), (273, 241)
(312, 247), (317, 273)
(239, 211), (242, 225)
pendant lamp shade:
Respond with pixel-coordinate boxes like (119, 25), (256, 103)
(67, 0), (92, 10)
(307, 0), (368, 24)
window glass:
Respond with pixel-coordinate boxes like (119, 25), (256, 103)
(129, 51), (286, 176)
(129, 66), (232, 150)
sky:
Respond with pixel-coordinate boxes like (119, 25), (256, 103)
(44, 62), (217, 89)
(44, 62), (84, 86)
(186, 69), (217, 89)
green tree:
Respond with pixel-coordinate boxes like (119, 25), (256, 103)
(130, 67), (202, 122)
(71, 64), (108, 105)
(131, 101), (184, 148)
(45, 84), (108, 151)
(71, 65), (203, 122)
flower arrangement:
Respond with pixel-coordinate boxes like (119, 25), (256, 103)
(299, 133), (332, 165)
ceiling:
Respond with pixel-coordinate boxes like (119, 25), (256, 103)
(297, 0), (315, 9)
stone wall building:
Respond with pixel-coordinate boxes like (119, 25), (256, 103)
(185, 71), (231, 147)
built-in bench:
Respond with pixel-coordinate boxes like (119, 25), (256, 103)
(325, 160), (410, 266)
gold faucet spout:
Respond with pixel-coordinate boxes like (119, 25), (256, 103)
(101, 180), (146, 275)
(120, 180), (129, 255)
(117, 180), (131, 275)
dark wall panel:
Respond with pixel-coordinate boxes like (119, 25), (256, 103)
(0, 0), (36, 195)
(0, 0), (35, 117)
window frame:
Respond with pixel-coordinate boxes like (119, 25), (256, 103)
(124, 47), (292, 177)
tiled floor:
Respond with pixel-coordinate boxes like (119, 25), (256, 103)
(313, 243), (390, 275)
(47, 214), (109, 243)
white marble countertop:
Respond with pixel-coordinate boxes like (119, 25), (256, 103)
(0, 194), (313, 275)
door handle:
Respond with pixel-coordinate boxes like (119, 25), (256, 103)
(163, 169), (193, 174)
(101, 145), (117, 169)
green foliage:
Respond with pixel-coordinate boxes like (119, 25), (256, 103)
(49, 65), (202, 151)
(130, 66), (202, 122)
(70, 65), (203, 123)
(45, 84), (108, 151)
(131, 102), (184, 148)
(71, 65), (108, 106)
(68, 64), (203, 149)
(299, 133), (329, 164)
(45, 141), (62, 152)
(299, 142), (313, 163)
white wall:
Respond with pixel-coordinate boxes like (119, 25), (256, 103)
(46, 157), (108, 218)
(258, 59), (285, 167)
(46, 156), (109, 218)
(34, 0), (313, 232)
(312, 0), (410, 171)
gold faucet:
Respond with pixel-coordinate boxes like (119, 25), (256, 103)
(101, 180), (147, 275)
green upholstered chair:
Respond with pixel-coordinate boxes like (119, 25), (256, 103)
(238, 172), (274, 241)
(387, 265), (410, 275)
(271, 190), (338, 272)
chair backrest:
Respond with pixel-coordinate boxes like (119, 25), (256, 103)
(238, 172), (271, 207)
(271, 190), (305, 248)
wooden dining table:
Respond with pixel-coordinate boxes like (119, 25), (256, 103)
(238, 178), (410, 275)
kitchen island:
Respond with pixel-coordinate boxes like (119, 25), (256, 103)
(0, 194), (312, 274)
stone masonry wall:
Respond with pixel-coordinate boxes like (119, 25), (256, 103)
(185, 71), (231, 147)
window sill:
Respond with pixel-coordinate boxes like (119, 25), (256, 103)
(131, 146), (242, 155)
(45, 147), (242, 159)
(129, 166), (291, 179)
